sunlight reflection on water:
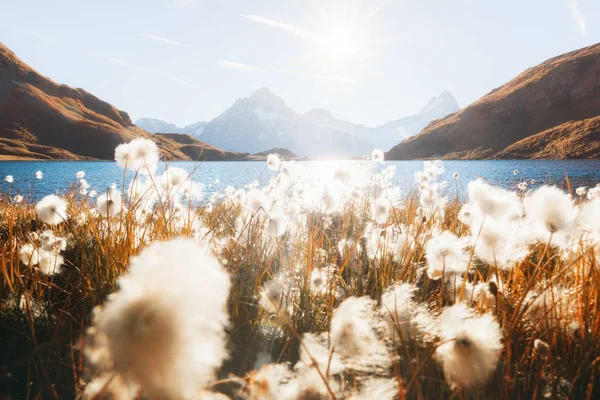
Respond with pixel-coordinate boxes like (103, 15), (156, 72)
(1, 160), (600, 199)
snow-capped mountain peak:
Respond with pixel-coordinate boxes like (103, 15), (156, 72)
(134, 118), (182, 134)
(419, 90), (460, 115)
(248, 86), (286, 108)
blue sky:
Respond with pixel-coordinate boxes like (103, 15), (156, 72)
(1, 0), (597, 127)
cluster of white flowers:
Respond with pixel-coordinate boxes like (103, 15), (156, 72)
(20, 230), (67, 275)
(114, 137), (160, 174)
(415, 160), (448, 218)
(11, 144), (600, 397)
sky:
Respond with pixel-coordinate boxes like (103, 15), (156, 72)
(0, 0), (598, 127)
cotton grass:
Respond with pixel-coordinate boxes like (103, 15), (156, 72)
(1, 147), (600, 399)
(35, 194), (68, 225)
(85, 238), (230, 399)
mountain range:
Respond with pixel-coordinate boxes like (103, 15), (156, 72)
(1, 38), (598, 162)
(387, 43), (600, 160)
(135, 88), (460, 156)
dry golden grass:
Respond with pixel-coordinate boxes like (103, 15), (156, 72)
(0, 180), (598, 399)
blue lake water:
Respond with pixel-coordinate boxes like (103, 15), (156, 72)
(0, 160), (599, 199)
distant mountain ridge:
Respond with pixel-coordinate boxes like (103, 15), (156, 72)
(135, 88), (460, 156)
(386, 43), (600, 160)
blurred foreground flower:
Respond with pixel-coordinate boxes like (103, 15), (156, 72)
(84, 238), (231, 399)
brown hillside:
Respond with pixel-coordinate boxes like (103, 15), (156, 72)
(0, 42), (199, 161)
(495, 116), (600, 159)
(386, 43), (600, 160)
(154, 133), (250, 161)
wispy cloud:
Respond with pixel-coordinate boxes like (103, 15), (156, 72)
(242, 13), (408, 52)
(217, 60), (269, 72)
(107, 57), (192, 87)
(243, 14), (323, 43)
(567, 0), (587, 36)
(141, 33), (187, 47)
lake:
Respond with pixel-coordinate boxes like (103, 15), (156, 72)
(1, 160), (599, 199)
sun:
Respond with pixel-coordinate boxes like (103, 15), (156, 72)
(325, 30), (358, 55)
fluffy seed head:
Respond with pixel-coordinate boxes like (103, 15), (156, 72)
(467, 179), (522, 218)
(97, 191), (122, 218)
(426, 231), (469, 279)
(330, 297), (376, 358)
(372, 197), (391, 224)
(436, 303), (503, 390)
(267, 153), (281, 171)
(524, 186), (577, 234)
(114, 138), (159, 174)
(35, 195), (68, 225)
(85, 238), (230, 399)
(371, 149), (384, 163)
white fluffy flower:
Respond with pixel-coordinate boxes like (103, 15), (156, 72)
(38, 251), (64, 275)
(85, 238), (230, 399)
(264, 212), (288, 237)
(20, 244), (39, 266)
(13, 195), (23, 203)
(472, 218), (529, 269)
(424, 160), (445, 179)
(267, 153), (281, 171)
(524, 186), (577, 234)
(435, 304), (503, 390)
(35, 195), (68, 225)
(371, 149), (384, 163)
(576, 186), (587, 197)
(467, 179), (521, 219)
(425, 231), (469, 279)
(114, 138), (160, 174)
(246, 189), (272, 214)
(330, 297), (376, 357)
(4, 175), (13, 183)
(372, 197), (391, 225)
(97, 191), (122, 218)
(587, 186), (600, 200)
(259, 279), (290, 322)
(380, 283), (422, 340)
(76, 171), (85, 179)
(578, 198), (600, 238)
(158, 167), (190, 193)
(35, 170), (43, 179)
(309, 266), (335, 294)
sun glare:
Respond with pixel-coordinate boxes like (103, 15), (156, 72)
(325, 30), (358, 54)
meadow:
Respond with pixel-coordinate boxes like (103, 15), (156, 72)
(0, 138), (598, 399)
